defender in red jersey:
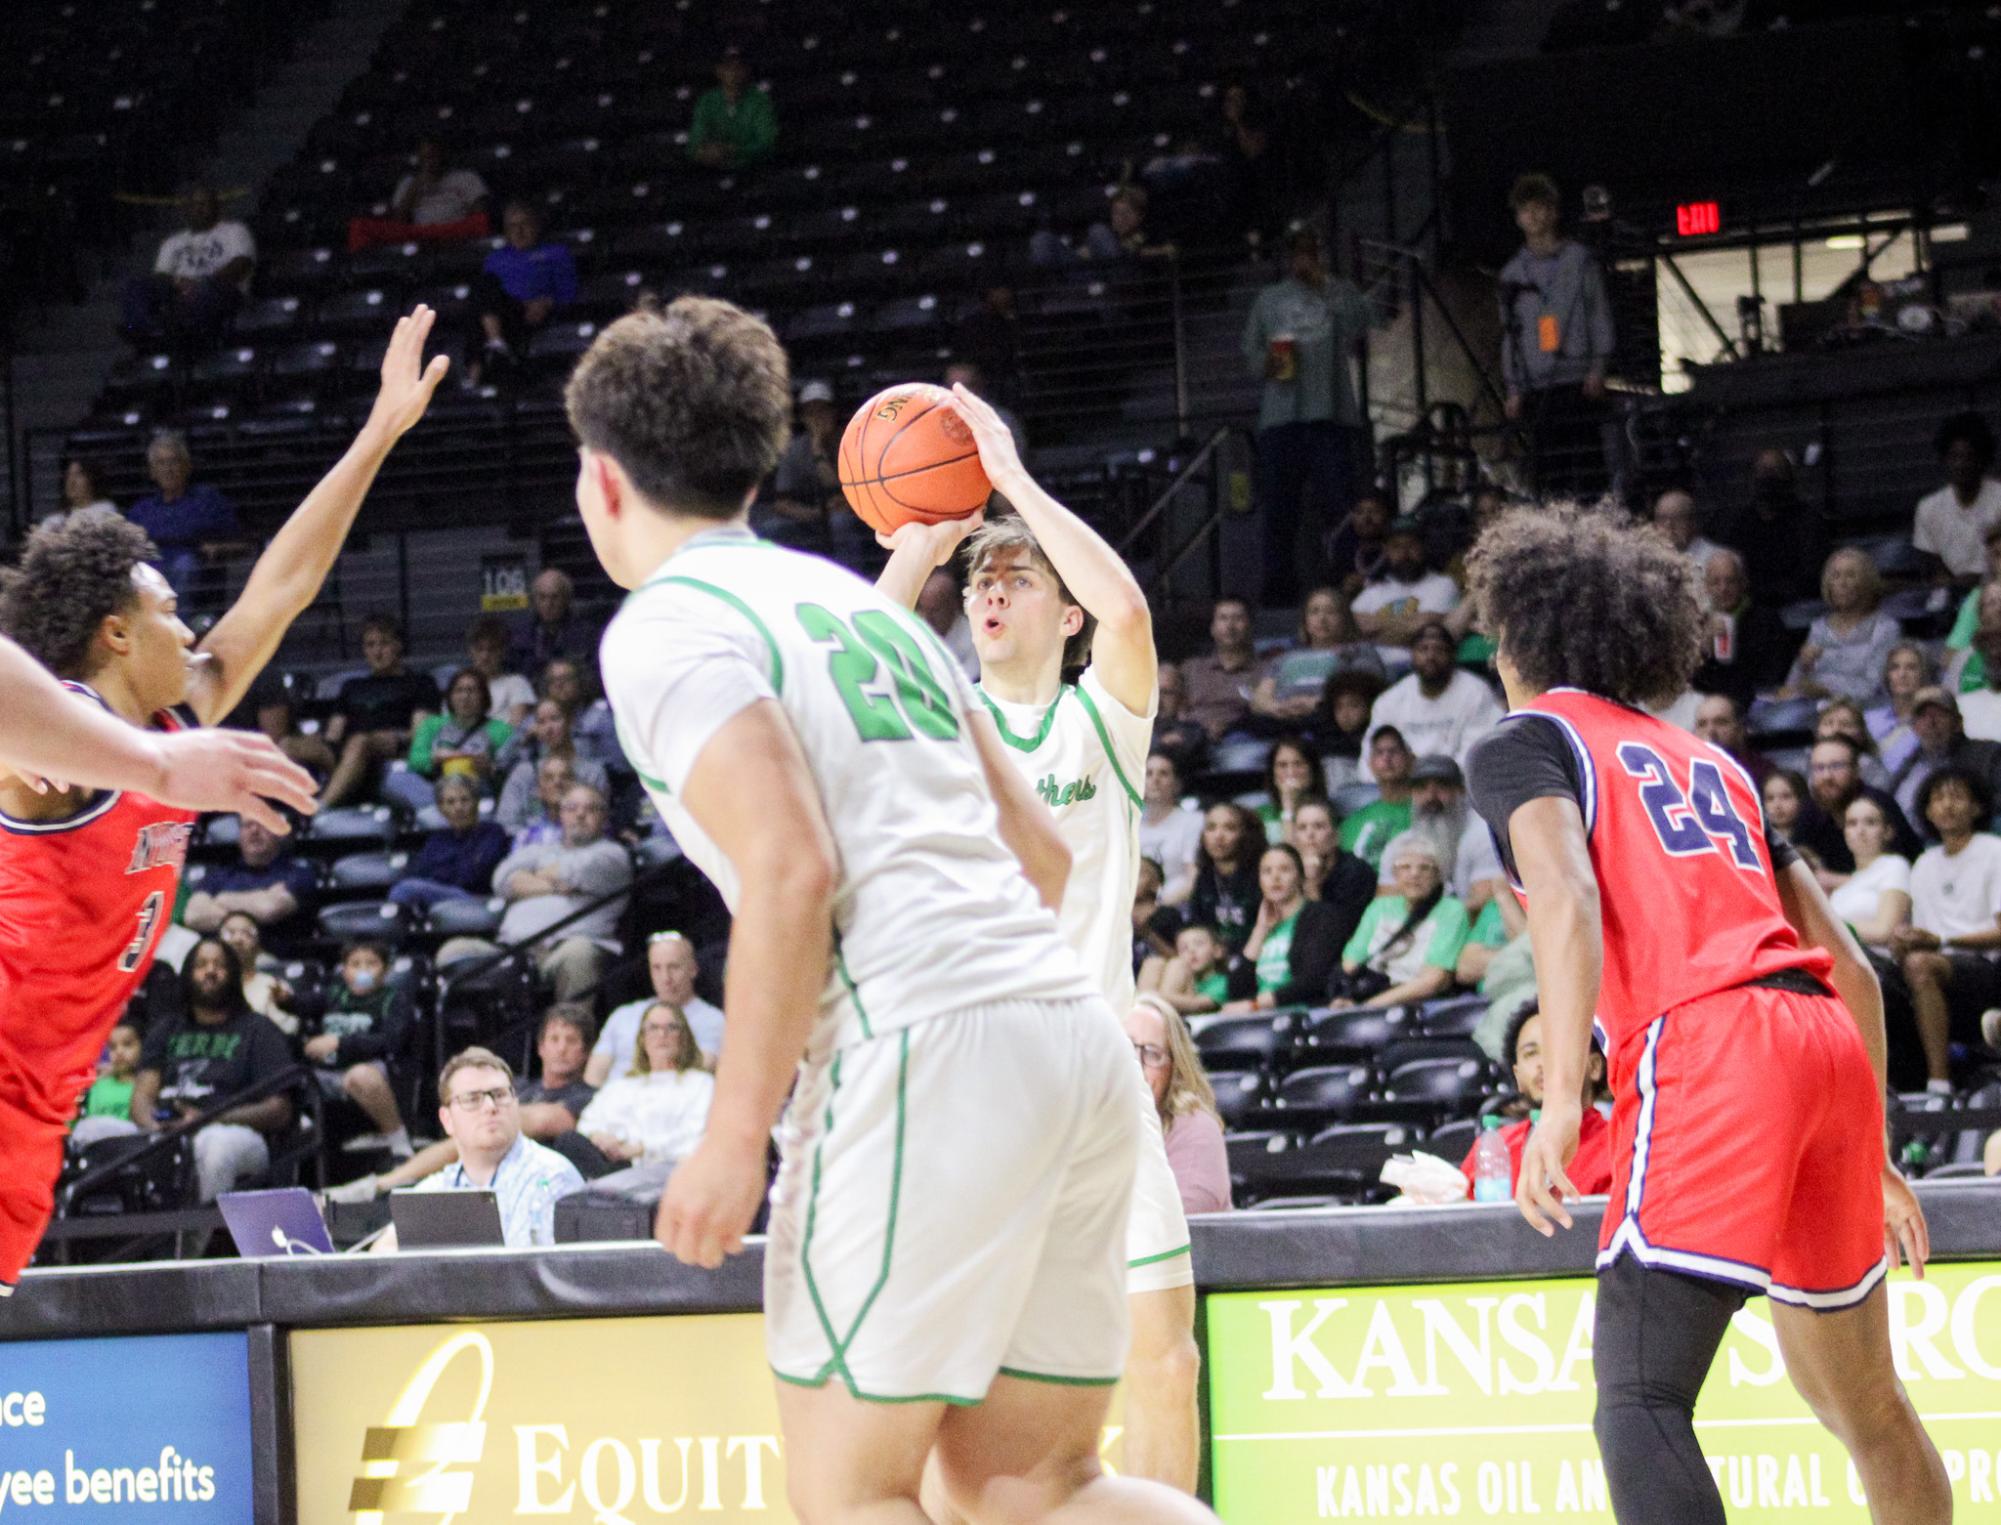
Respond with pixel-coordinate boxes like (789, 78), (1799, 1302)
(1466, 506), (1948, 1525)
(0, 307), (446, 1289)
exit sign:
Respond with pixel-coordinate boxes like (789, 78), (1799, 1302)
(1676, 200), (1721, 237)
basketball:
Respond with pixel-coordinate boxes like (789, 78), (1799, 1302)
(837, 382), (992, 535)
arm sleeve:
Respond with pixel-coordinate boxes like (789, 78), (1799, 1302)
(407, 714), (440, 774)
(492, 843), (536, 894)
(1421, 898), (1473, 971)
(190, 486), (241, 539)
(1241, 293), (1267, 373)
(1949, 586), (1979, 648)
(1497, 255), (1527, 391)
(1912, 502), (1941, 558)
(743, 92), (779, 158)
(335, 990), (412, 1067)
(598, 592), (776, 797)
(496, 764), (533, 830)
(153, 234), (179, 275)
(688, 94), (719, 151)
(568, 842), (634, 897)
(1272, 900), (1341, 1006)
(549, 246), (578, 307)
(1342, 899), (1386, 966)
(1464, 715), (1585, 855)
(223, 223), (257, 265)
(1078, 664), (1155, 803)
(470, 825), (511, 889)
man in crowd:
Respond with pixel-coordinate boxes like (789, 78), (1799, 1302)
(1798, 735), (1922, 877)
(1891, 687), (2001, 826)
(1364, 621), (1502, 765)
(688, 45), (778, 170)
(463, 614), (536, 726)
(180, 815), (319, 942)
(1497, 174), (1615, 498)
(1893, 767), (2001, 1091)
(1914, 411), (2001, 586)
(439, 783), (632, 1001)
(1652, 488), (1721, 573)
(467, 201), (577, 387)
(1140, 753), (1204, 906)
(1691, 693), (1771, 784)
(128, 939), (295, 1203)
(1688, 547), (1790, 710)
(1178, 596), (1259, 740)
(1459, 1007), (1612, 1199)
(1713, 449), (1827, 610)
(346, 137), (491, 253)
(508, 568), (590, 675)
(1240, 225), (1382, 603)
(125, 432), (240, 605)
(1352, 517), (1460, 655)
(496, 698), (610, 830)
(759, 380), (843, 557)
(320, 614), (440, 807)
(1394, 755), (1505, 916)
(537, 656), (624, 773)
(589, 931), (725, 1084)
(1339, 725), (1414, 870)
(120, 186), (256, 345)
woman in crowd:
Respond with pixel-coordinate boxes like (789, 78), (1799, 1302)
(1125, 993), (1232, 1216)
(1329, 832), (1470, 1010)
(1248, 586), (1383, 732)
(57, 456), (117, 521)
(1188, 803), (1267, 953)
(1223, 843), (1344, 1011)
(496, 698), (611, 829)
(1761, 767), (1813, 847)
(1816, 699), (1893, 792)
(574, 1002), (715, 1173)
(1288, 798), (1376, 948)
(390, 668), (514, 811)
(218, 910), (300, 1037)
(387, 774), (512, 914)
(1316, 669), (1383, 792)
(1256, 736), (1324, 845)
(1828, 794), (1912, 956)
(1781, 547), (1902, 706)
(1867, 641), (1931, 778)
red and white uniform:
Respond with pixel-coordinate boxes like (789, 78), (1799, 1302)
(0, 686), (197, 1283)
(1468, 688), (1886, 1310)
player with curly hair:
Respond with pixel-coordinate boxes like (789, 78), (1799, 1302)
(1463, 504), (1948, 1524)
(0, 306), (447, 1292)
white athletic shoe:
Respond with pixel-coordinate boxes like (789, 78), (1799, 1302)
(323, 1176), (382, 1205)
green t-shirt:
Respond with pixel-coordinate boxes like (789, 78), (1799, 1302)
(1457, 631), (1496, 668)
(1342, 894), (1472, 987)
(81, 1073), (134, 1122)
(1961, 648), (1989, 694)
(1949, 585), (1979, 650)
(1255, 909), (1303, 994)
(1467, 898), (1510, 950)
(1196, 970), (1232, 1005)
(1339, 799), (1412, 870)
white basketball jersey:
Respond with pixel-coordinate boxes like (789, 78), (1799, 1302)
(600, 528), (1094, 1056)
(978, 665), (1155, 1011)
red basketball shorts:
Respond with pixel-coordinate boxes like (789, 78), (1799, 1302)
(1597, 983), (1887, 1310)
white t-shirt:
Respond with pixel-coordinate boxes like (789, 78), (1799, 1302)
(392, 167), (489, 225)
(1364, 669), (1504, 766)
(599, 527), (1093, 1056)
(1909, 834), (2001, 943)
(1827, 853), (1912, 952)
(979, 664), (1155, 1012)
(596, 993), (727, 1081)
(1960, 687), (2001, 744)
(1913, 480), (2001, 580)
(1351, 572), (1460, 626)
(574, 1068), (714, 1163)
(1139, 803), (1204, 903)
(487, 672), (537, 720)
(154, 221), (257, 291)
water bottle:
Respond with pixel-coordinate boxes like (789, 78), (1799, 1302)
(1473, 1115), (1513, 1204)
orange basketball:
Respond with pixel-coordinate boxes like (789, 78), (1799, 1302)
(837, 382), (991, 535)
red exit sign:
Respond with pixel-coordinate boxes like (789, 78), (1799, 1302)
(1676, 200), (1721, 237)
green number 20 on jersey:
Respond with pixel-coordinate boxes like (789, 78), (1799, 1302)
(797, 603), (960, 743)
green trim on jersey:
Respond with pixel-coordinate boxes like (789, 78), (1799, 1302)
(639, 573), (787, 692)
(769, 1367), (982, 1406)
(1128, 1242), (1193, 1268)
(996, 1366), (1122, 1388)
(1069, 681), (1143, 809)
(834, 938), (873, 1040)
(978, 685), (1073, 752)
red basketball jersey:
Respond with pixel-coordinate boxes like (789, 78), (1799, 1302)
(1508, 689), (1830, 1055)
(0, 687), (197, 1125)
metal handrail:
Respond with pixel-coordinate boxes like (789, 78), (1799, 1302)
(1114, 425), (1236, 559)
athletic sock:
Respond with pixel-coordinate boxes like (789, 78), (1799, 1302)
(385, 1128), (413, 1159)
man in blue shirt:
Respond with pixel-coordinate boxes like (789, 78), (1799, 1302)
(405, 1046), (583, 1248)
(180, 815), (319, 944)
(469, 201), (578, 386)
(125, 431), (241, 604)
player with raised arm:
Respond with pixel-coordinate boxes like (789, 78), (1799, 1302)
(0, 307), (447, 1292)
(875, 386), (1202, 1497)
(1463, 505), (1949, 1525)
(570, 299), (1219, 1525)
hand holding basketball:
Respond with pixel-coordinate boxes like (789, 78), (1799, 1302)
(875, 508), (986, 564)
(838, 382), (992, 535)
(945, 381), (1027, 489)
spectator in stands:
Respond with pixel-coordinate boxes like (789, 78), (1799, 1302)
(217, 911), (298, 1036)
(1688, 547), (1790, 709)
(1340, 725), (1414, 870)
(537, 656), (624, 774)
(56, 456), (117, 523)
(1256, 737), (1323, 844)
(1126, 994), (1232, 1215)
(463, 615), (536, 726)
(1031, 186), (1174, 271)
(1460, 1008), (1613, 1199)
(916, 565), (979, 680)
(1651, 487), (1721, 573)
(496, 699), (610, 827)
(387, 775), (511, 915)
(1325, 486), (1391, 600)
(1150, 662), (1208, 771)
(1712, 448), (1827, 610)
(1890, 687), (2001, 827)
(466, 202), (577, 387)
(125, 431), (241, 605)
(127, 938), (294, 1202)
(1780, 548), (1901, 707)
(1179, 596), (1259, 740)
(1798, 735), (1920, 877)
(591, 931), (726, 1085)
(1291, 797), (1375, 940)
(1814, 701), (1891, 792)
(1248, 586), (1381, 731)
(320, 615), (440, 808)
(1317, 668), (1384, 791)
(1761, 767), (1812, 849)
(1828, 796), (1912, 958)
(298, 940), (413, 1159)
(1960, 610), (2001, 743)
(249, 680), (336, 782)
(1222, 843), (1344, 1011)
(507, 754), (579, 849)
(1942, 525), (2001, 661)
(1217, 82), (1280, 248)
(1395, 755), (1506, 916)
(1330, 832), (1470, 1009)
(1497, 174), (1614, 498)
(1131, 857), (1179, 970)
(1364, 622), (1502, 765)
(180, 816), (317, 940)
(1190, 803), (1266, 953)
(1914, 411), (2001, 585)
(1242, 225), (1381, 602)
(1141, 922), (1246, 1016)
(760, 379), (842, 557)
(402, 1047), (583, 1248)
(1351, 519), (1460, 655)
(510, 570), (591, 674)
(390, 668), (514, 811)
(688, 45), (778, 170)
(1868, 642), (1933, 779)
(1140, 752), (1204, 906)
(440, 783), (632, 1001)
(1948, 581), (2001, 694)
(119, 185), (256, 346)
(575, 1002), (715, 1196)
(1691, 692), (1771, 785)
(346, 138), (491, 253)
(1893, 767), (2001, 1089)
(74, 1021), (143, 1141)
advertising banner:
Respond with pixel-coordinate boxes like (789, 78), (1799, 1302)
(0, 1330), (253, 1521)
(1208, 1264), (2001, 1522)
